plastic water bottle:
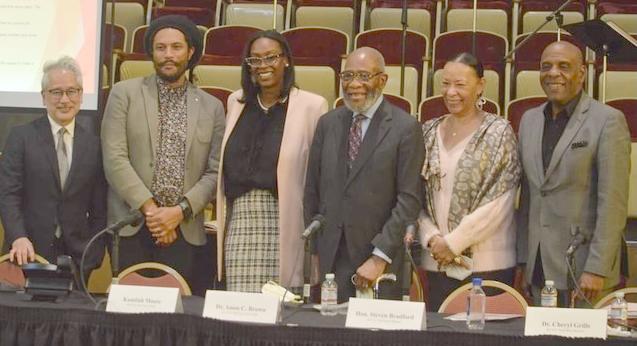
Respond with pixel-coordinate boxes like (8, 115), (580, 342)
(321, 273), (338, 316)
(303, 283), (311, 304)
(609, 292), (628, 331)
(540, 280), (558, 307)
(466, 277), (486, 330)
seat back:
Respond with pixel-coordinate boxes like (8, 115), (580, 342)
(225, 3), (285, 31)
(119, 60), (154, 81)
(105, 2), (146, 52)
(295, 65), (337, 108)
(446, 9), (508, 38)
(282, 27), (349, 75)
(295, 5), (355, 42)
(599, 71), (637, 100)
(118, 262), (192, 296)
(194, 65), (242, 91)
(438, 280), (528, 315)
(204, 25), (261, 64)
(505, 96), (546, 133)
(521, 11), (584, 34)
(369, 7), (432, 40)
(200, 86), (233, 113)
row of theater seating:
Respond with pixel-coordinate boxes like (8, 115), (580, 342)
(103, 23), (637, 110)
(105, 0), (637, 52)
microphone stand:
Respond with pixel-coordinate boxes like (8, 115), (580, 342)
(471, 0), (477, 56)
(399, 0), (408, 97)
(272, 0), (278, 30)
(503, 0), (573, 62)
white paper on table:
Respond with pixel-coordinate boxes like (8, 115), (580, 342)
(445, 312), (523, 321)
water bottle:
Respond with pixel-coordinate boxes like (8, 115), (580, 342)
(540, 280), (558, 307)
(466, 277), (486, 330)
(609, 292), (628, 331)
(321, 273), (338, 316)
(303, 283), (311, 304)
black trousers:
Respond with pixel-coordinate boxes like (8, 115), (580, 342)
(116, 226), (215, 296)
(426, 267), (516, 312)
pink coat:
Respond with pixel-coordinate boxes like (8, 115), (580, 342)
(216, 88), (328, 287)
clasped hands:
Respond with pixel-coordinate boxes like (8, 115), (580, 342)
(141, 199), (184, 247)
(428, 234), (469, 270)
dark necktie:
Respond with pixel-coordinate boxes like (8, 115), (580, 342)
(348, 114), (366, 163)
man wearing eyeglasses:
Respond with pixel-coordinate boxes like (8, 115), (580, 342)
(101, 15), (224, 295)
(304, 47), (424, 301)
(0, 56), (106, 277)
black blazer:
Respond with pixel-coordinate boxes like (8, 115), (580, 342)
(0, 116), (106, 270)
(304, 100), (425, 283)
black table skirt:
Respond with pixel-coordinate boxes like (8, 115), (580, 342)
(0, 292), (634, 346)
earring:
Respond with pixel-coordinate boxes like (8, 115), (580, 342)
(285, 63), (289, 67)
(475, 96), (486, 111)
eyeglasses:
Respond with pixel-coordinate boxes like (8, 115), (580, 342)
(47, 88), (82, 100)
(339, 71), (383, 83)
(245, 53), (284, 67)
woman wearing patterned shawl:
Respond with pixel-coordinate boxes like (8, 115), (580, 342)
(413, 53), (521, 311)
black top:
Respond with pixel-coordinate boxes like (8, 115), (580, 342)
(541, 92), (582, 173)
(223, 98), (288, 202)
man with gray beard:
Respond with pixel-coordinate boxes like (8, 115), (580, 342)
(304, 47), (424, 301)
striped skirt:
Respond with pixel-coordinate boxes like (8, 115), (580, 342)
(225, 189), (279, 293)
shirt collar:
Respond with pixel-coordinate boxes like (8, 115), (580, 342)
(543, 91), (582, 120)
(352, 94), (384, 120)
(47, 114), (76, 138)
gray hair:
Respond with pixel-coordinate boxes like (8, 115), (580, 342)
(41, 56), (83, 91)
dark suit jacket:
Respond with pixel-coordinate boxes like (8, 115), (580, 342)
(0, 116), (106, 270)
(304, 100), (424, 287)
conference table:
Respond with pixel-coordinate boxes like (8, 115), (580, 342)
(0, 291), (635, 346)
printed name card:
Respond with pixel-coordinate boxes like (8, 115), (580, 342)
(345, 298), (427, 331)
(202, 290), (280, 324)
(106, 284), (183, 313)
(524, 307), (607, 339)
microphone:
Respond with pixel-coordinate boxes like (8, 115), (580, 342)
(566, 225), (588, 257)
(301, 214), (324, 240)
(106, 209), (144, 233)
(402, 223), (416, 300)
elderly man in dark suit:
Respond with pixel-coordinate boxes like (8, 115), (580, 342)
(0, 56), (106, 274)
(517, 41), (630, 307)
(304, 47), (424, 301)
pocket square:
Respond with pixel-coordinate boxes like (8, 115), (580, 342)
(571, 140), (588, 149)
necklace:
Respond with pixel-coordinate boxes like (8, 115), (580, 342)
(257, 94), (272, 112)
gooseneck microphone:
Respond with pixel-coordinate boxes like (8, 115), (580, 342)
(107, 209), (144, 233)
(301, 214), (324, 240)
(566, 225), (588, 257)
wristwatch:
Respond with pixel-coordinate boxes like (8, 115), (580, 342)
(178, 198), (192, 220)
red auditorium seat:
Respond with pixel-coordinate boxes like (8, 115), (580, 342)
(607, 98), (637, 141)
(596, 0), (637, 16)
(152, 6), (215, 28)
(506, 96), (546, 135)
(419, 95), (499, 124)
(200, 86), (233, 113)
(203, 25), (261, 65)
(356, 28), (428, 97)
(103, 23), (127, 64)
(432, 30), (507, 106)
(282, 27), (348, 75)
(130, 25), (148, 54)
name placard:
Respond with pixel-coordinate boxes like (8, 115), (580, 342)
(524, 307), (607, 339)
(202, 290), (280, 324)
(345, 298), (426, 331)
(106, 284), (183, 313)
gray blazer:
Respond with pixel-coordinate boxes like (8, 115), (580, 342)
(101, 74), (225, 246)
(517, 92), (630, 290)
(304, 100), (424, 281)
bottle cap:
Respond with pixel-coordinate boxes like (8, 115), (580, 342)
(472, 277), (482, 286)
(615, 292), (625, 299)
(545, 280), (554, 286)
(326, 273), (335, 280)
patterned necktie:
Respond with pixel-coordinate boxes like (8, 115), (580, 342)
(56, 127), (69, 188)
(348, 114), (366, 163)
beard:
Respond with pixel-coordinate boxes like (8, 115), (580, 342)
(154, 59), (189, 83)
(341, 86), (382, 114)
